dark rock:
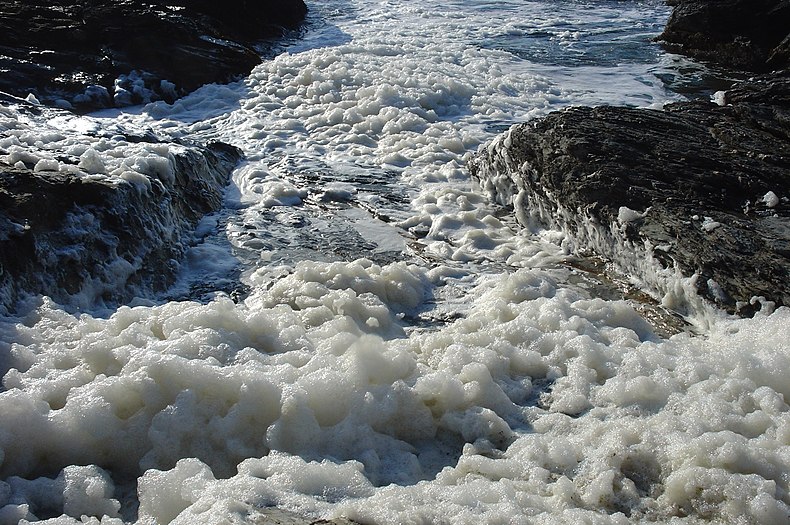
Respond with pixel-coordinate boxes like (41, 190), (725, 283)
(0, 101), (243, 313)
(0, 0), (308, 111)
(659, 0), (790, 72)
(469, 73), (790, 317)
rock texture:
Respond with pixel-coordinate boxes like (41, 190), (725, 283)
(470, 0), (790, 318)
(470, 74), (790, 316)
(0, 0), (308, 111)
(660, 0), (790, 71)
(0, 98), (242, 312)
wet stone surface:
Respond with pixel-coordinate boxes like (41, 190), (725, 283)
(470, 73), (790, 316)
(0, 0), (308, 111)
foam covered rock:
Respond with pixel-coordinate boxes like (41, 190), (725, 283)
(469, 74), (790, 318)
(0, 98), (242, 312)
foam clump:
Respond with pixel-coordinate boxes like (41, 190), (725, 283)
(138, 458), (216, 524)
(233, 164), (308, 207)
(3, 264), (788, 523)
(2, 1), (787, 523)
(617, 206), (648, 224)
(762, 191), (779, 208)
(0, 465), (120, 524)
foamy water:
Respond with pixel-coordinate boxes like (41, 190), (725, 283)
(1, 1), (789, 524)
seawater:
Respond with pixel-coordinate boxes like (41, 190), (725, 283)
(1, 1), (789, 524)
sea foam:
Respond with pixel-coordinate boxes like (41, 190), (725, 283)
(3, 0), (785, 524)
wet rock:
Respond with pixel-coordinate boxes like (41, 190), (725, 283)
(0, 101), (243, 313)
(469, 73), (790, 317)
(0, 0), (308, 111)
(660, 0), (790, 71)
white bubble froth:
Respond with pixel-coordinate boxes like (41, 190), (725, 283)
(3, 0), (787, 524)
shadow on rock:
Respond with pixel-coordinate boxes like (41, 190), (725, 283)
(0, 97), (243, 314)
(470, 73), (790, 317)
(0, 0), (308, 112)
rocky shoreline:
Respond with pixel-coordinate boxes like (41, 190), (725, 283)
(0, 96), (242, 313)
(660, 0), (789, 72)
(0, 0), (308, 111)
(471, 0), (790, 318)
(1, 0), (788, 320)
(0, 1), (787, 524)
(0, 0), (308, 314)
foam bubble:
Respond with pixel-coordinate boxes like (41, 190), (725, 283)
(2, 265), (789, 522)
(7, 1), (782, 523)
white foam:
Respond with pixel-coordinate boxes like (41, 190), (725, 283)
(7, 1), (784, 524)
(2, 263), (788, 523)
(762, 191), (779, 208)
(0, 104), (179, 189)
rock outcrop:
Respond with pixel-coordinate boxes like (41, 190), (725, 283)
(470, 0), (790, 319)
(660, 0), (790, 71)
(470, 74), (790, 317)
(0, 97), (242, 313)
(0, 0), (308, 111)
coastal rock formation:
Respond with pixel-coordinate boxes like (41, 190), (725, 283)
(0, 97), (242, 312)
(660, 0), (790, 71)
(471, 0), (790, 318)
(0, 0), (308, 111)
(469, 74), (790, 317)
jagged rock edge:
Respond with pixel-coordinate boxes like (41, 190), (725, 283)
(0, 141), (243, 314)
(470, 128), (723, 324)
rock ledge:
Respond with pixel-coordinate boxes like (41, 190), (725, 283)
(470, 74), (790, 317)
(0, 98), (242, 312)
(0, 0), (308, 111)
